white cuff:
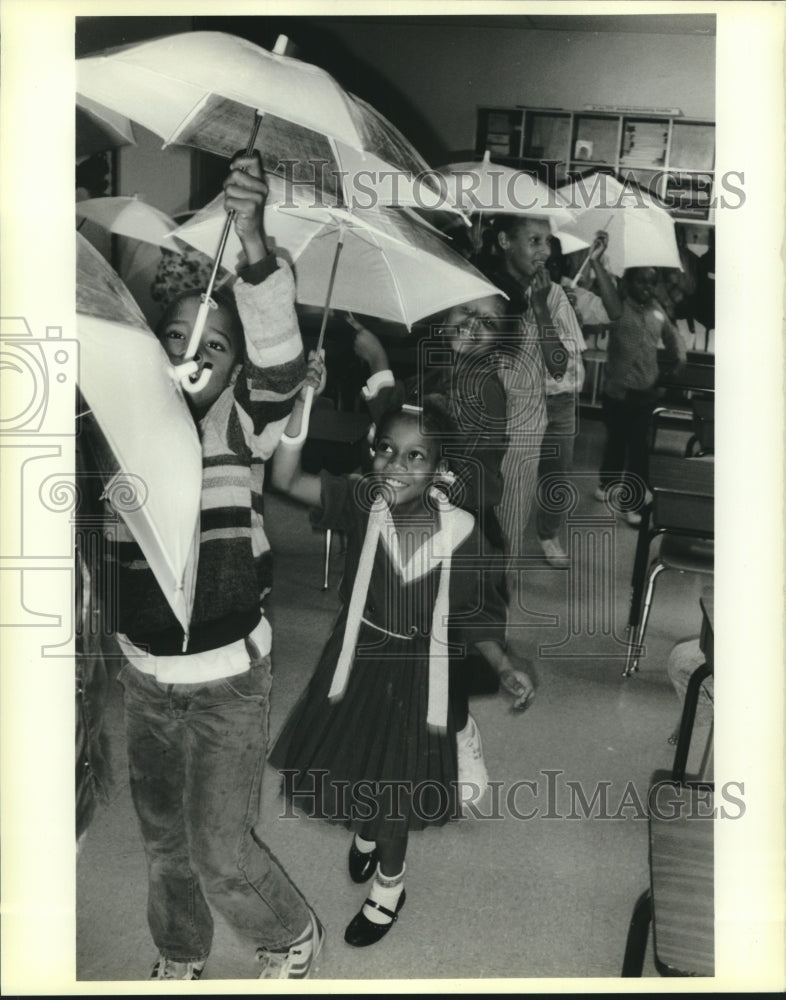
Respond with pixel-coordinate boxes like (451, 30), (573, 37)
(361, 369), (395, 400)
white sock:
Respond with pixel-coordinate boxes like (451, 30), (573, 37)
(457, 716), (474, 742)
(354, 834), (376, 854)
(362, 864), (405, 926)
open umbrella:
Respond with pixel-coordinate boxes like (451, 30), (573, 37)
(76, 94), (136, 160)
(171, 185), (504, 440)
(76, 31), (447, 210)
(76, 233), (202, 646)
(556, 173), (681, 277)
(171, 188), (503, 327)
(76, 196), (178, 248)
(437, 150), (582, 254)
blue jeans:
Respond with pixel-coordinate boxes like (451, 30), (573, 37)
(536, 392), (578, 541)
(118, 652), (310, 963)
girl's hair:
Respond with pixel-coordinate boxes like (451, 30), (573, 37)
(154, 286), (243, 357)
(375, 394), (457, 452)
(372, 394), (459, 491)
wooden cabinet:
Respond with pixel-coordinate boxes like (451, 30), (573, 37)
(475, 106), (715, 223)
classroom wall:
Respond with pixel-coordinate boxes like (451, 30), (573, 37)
(301, 21), (716, 164)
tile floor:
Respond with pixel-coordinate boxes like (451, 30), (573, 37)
(76, 413), (714, 984)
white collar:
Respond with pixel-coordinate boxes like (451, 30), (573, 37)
(379, 494), (474, 584)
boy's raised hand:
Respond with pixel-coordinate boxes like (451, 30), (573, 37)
(347, 313), (389, 373)
(223, 152), (269, 266)
(299, 349), (327, 403)
(589, 229), (609, 261)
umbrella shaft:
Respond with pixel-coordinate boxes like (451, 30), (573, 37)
(315, 229), (346, 356)
(187, 112), (264, 359)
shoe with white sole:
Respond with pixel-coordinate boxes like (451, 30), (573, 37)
(149, 956), (206, 980)
(540, 536), (570, 568)
(257, 910), (325, 979)
(624, 510), (642, 526)
(456, 714), (489, 810)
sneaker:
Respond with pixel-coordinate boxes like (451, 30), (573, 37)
(624, 510), (642, 526)
(539, 536), (570, 568)
(456, 714), (489, 809)
(149, 956), (205, 980)
(257, 910), (325, 979)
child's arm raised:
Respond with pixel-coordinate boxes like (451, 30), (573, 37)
(587, 231), (622, 321)
(270, 353), (325, 507)
(224, 152), (307, 448)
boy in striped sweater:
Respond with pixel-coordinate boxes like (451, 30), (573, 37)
(107, 154), (324, 980)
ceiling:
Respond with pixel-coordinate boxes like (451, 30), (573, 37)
(313, 13), (717, 36)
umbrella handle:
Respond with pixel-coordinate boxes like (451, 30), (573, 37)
(282, 385), (315, 446)
(180, 293), (216, 394)
(180, 113), (264, 396)
(570, 251), (592, 289)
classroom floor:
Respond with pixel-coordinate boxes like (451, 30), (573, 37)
(76, 411), (714, 985)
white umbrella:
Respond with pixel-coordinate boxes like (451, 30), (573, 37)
(76, 233), (202, 646)
(170, 191), (503, 327)
(76, 196), (178, 249)
(76, 94), (136, 160)
(75, 31), (447, 209)
(437, 150), (582, 255)
(171, 186), (504, 442)
(557, 173), (681, 277)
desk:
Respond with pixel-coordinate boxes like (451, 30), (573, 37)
(627, 455), (714, 642)
(658, 361), (715, 396)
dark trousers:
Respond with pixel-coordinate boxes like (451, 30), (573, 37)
(599, 392), (656, 510)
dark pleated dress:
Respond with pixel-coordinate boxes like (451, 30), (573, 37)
(269, 473), (507, 841)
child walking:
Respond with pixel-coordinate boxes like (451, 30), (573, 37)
(105, 153), (324, 980)
(595, 265), (686, 524)
(347, 300), (528, 808)
(269, 395), (532, 947)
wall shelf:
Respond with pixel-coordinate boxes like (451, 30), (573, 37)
(475, 106), (716, 223)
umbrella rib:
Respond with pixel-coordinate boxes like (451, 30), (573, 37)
(372, 234), (410, 330)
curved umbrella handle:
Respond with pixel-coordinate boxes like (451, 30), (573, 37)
(180, 293), (215, 394)
(282, 384), (314, 446)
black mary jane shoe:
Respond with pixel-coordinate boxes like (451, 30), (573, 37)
(344, 890), (406, 947)
(348, 841), (378, 884)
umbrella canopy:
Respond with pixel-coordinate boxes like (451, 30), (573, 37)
(76, 31), (445, 209)
(438, 150), (577, 227)
(76, 94), (136, 160)
(76, 233), (202, 640)
(436, 150), (583, 255)
(556, 173), (681, 276)
(76, 196), (178, 248)
(170, 189), (504, 329)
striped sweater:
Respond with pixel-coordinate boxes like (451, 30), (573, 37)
(108, 256), (306, 655)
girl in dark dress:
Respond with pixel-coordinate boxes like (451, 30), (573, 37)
(270, 397), (531, 947)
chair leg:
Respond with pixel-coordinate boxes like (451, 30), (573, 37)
(621, 888), (652, 976)
(322, 528), (332, 591)
(623, 562), (666, 676)
(672, 661), (713, 783)
(650, 408), (666, 451)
